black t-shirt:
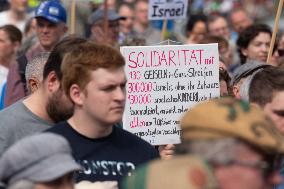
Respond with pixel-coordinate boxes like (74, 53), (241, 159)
(46, 121), (159, 183)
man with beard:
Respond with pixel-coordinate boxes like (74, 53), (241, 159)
(0, 36), (87, 155)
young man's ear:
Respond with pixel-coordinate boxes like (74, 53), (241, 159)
(28, 77), (40, 94)
(69, 84), (84, 106)
(232, 84), (241, 99)
(46, 71), (60, 92)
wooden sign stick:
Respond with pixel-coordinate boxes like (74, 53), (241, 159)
(267, 0), (284, 63)
(160, 19), (168, 41)
(70, 0), (76, 35)
(103, 0), (109, 43)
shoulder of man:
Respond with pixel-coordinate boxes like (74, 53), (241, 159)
(45, 121), (78, 146)
(0, 101), (27, 156)
(0, 100), (24, 121)
(45, 121), (69, 134)
(114, 126), (159, 159)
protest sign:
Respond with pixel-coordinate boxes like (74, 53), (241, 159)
(121, 44), (220, 145)
(148, 0), (188, 20)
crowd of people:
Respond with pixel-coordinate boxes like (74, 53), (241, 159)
(0, 0), (284, 189)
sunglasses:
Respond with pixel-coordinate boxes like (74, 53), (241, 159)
(273, 46), (284, 56)
(278, 49), (284, 56)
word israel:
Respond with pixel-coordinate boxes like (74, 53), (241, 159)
(149, 0), (188, 20)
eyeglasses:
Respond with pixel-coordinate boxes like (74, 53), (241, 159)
(221, 158), (276, 177)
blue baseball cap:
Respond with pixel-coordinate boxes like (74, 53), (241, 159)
(35, 0), (67, 24)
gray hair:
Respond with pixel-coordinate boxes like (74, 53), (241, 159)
(240, 68), (263, 101)
(25, 52), (50, 84)
(239, 75), (252, 101)
(176, 138), (242, 165)
(7, 180), (34, 189)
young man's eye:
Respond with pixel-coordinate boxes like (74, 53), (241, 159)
(273, 110), (284, 117)
(121, 84), (126, 89)
(102, 86), (115, 91)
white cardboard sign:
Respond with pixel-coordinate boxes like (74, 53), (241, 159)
(121, 44), (220, 145)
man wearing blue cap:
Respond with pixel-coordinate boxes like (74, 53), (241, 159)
(32, 0), (68, 56)
(4, 0), (68, 107)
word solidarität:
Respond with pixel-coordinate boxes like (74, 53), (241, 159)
(127, 49), (216, 68)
